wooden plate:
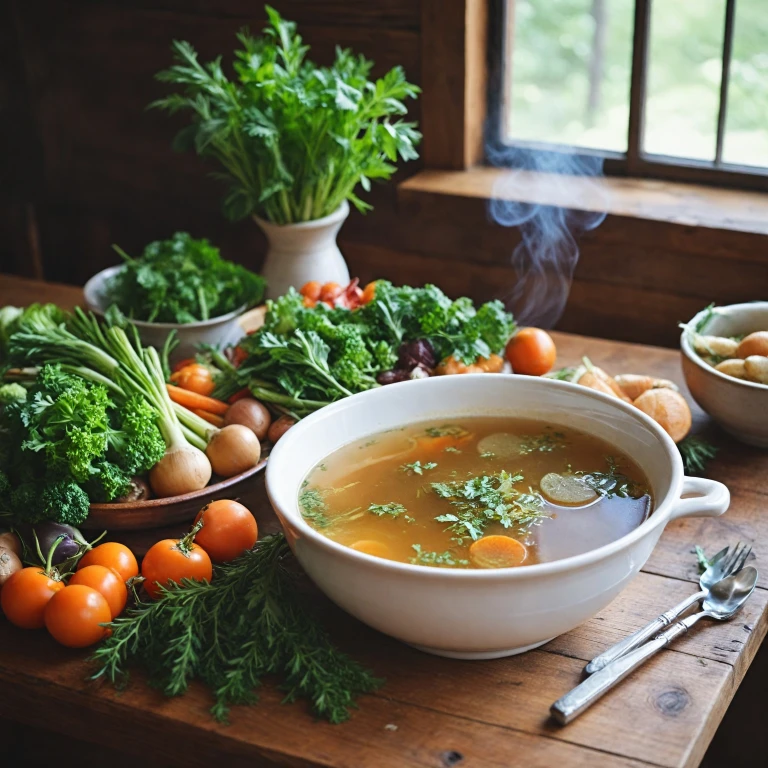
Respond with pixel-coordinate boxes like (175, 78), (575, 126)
(83, 457), (269, 531)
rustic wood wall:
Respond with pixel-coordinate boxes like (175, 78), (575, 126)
(1, 0), (767, 348)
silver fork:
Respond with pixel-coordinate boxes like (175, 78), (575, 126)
(585, 542), (752, 674)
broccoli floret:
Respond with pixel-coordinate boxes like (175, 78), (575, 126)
(0, 383), (27, 406)
(11, 480), (89, 526)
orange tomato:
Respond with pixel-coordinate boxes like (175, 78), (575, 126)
(194, 500), (258, 563)
(1, 567), (64, 629)
(77, 542), (138, 583)
(299, 281), (322, 300)
(141, 532), (212, 599)
(319, 282), (342, 303)
(44, 585), (112, 648)
(504, 328), (557, 376)
(303, 296), (317, 308)
(171, 357), (196, 374)
(69, 565), (128, 619)
(361, 281), (377, 304)
(170, 363), (215, 397)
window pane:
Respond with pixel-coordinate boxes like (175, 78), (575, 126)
(504, 0), (634, 153)
(643, 0), (725, 161)
(722, 0), (768, 168)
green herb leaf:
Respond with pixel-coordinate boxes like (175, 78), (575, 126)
(400, 460), (437, 475)
(577, 458), (647, 499)
(431, 470), (546, 544)
(91, 534), (381, 723)
(678, 436), (718, 475)
(410, 543), (469, 567)
(368, 502), (408, 518)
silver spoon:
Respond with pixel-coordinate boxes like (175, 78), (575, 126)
(552, 566), (758, 725)
(585, 543), (750, 673)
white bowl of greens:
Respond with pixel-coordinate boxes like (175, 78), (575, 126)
(84, 233), (265, 360)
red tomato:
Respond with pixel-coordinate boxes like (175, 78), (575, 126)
(194, 500), (258, 563)
(504, 328), (557, 376)
(141, 533), (212, 599)
(1, 567), (64, 629)
(170, 363), (215, 396)
(299, 281), (322, 300)
(77, 542), (138, 583)
(44, 585), (112, 648)
(69, 565), (128, 619)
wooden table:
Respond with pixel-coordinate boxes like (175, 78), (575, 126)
(1, 273), (767, 768)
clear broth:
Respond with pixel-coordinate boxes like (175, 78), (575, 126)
(299, 418), (652, 568)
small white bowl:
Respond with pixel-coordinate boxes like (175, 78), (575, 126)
(681, 302), (768, 447)
(83, 265), (247, 361)
(266, 374), (729, 659)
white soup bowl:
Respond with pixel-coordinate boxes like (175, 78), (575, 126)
(266, 374), (729, 659)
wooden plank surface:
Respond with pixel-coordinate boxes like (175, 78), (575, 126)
(1, 274), (767, 768)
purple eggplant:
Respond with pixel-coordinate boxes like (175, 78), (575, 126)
(377, 369), (412, 386)
(32, 522), (88, 565)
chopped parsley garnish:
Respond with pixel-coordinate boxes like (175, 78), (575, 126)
(298, 488), (330, 526)
(432, 470), (547, 544)
(518, 429), (568, 455)
(425, 425), (468, 438)
(576, 458), (647, 499)
(401, 460), (438, 475)
(410, 544), (469, 567)
(444, 446), (462, 453)
(368, 502), (409, 518)
(480, 452), (496, 459)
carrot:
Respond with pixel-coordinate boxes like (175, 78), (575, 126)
(193, 409), (225, 428)
(228, 387), (252, 404)
(166, 384), (229, 415)
(469, 536), (527, 569)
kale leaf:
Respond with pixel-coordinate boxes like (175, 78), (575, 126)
(105, 232), (265, 323)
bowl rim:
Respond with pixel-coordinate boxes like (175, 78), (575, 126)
(83, 264), (248, 329)
(680, 301), (768, 392)
(266, 374), (684, 580)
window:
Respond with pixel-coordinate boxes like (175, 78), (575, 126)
(490, 0), (768, 188)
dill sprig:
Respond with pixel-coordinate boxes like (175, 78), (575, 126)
(90, 534), (382, 724)
(678, 436), (719, 475)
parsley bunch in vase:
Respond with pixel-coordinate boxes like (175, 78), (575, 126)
(152, 5), (421, 297)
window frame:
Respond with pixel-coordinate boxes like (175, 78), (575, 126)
(486, 0), (768, 192)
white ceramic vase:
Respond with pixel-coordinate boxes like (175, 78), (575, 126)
(254, 200), (351, 298)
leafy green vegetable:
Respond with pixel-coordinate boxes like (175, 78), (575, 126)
(0, 364), (166, 522)
(432, 471), (547, 544)
(425, 425), (469, 439)
(678, 436), (718, 475)
(91, 534), (381, 723)
(105, 232), (265, 323)
(213, 282), (515, 415)
(150, 7), (420, 223)
(9, 480), (89, 526)
(410, 544), (469, 568)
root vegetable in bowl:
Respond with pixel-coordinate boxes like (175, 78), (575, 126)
(681, 302), (768, 447)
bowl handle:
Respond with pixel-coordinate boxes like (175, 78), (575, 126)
(670, 477), (730, 521)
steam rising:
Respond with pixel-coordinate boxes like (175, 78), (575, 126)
(486, 147), (608, 328)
